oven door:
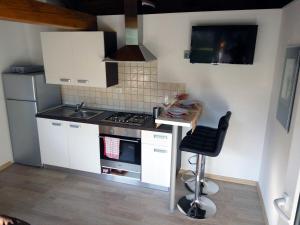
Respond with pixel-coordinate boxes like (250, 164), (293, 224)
(100, 134), (141, 165)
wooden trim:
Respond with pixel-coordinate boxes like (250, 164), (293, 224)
(257, 183), (270, 225)
(0, 0), (97, 30)
(0, 161), (13, 172)
(205, 173), (257, 186)
(179, 169), (257, 186)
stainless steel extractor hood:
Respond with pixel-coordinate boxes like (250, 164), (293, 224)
(106, 0), (156, 62)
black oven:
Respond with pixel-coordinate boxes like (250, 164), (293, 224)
(100, 134), (141, 165)
(99, 126), (141, 174)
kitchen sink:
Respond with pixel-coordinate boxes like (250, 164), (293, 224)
(41, 106), (104, 120)
(69, 110), (103, 120)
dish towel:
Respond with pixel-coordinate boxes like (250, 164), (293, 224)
(103, 137), (120, 160)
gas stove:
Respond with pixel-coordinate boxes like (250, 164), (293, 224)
(102, 112), (151, 126)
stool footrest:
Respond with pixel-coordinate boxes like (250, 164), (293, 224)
(185, 178), (219, 195)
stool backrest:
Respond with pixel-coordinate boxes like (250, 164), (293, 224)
(214, 111), (232, 156)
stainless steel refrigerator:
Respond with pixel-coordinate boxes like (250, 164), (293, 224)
(2, 73), (61, 166)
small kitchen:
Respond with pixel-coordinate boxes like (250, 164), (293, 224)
(1, 0), (300, 225)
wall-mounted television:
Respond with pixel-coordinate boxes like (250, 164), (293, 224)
(190, 25), (258, 65)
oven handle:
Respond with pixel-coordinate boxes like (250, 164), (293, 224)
(99, 135), (140, 143)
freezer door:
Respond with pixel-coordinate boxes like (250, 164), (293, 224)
(2, 74), (36, 101)
(6, 100), (41, 166)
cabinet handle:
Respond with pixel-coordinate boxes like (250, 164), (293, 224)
(153, 135), (167, 140)
(70, 124), (80, 128)
(51, 122), (61, 126)
(60, 78), (71, 83)
(154, 149), (168, 153)
(77, 79), (89, 84)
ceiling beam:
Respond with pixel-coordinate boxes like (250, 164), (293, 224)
(0, 0), (97, 30)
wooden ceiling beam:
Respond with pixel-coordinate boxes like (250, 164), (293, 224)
(0, 0), (97, 30)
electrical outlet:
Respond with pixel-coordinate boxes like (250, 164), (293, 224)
(184, 50), (190, 59)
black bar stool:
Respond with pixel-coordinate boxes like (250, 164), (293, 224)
(182, 125), (221, 196)
(177, 111), (231, 219)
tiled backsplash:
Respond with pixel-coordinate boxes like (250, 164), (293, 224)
(62, 61), (185, 113)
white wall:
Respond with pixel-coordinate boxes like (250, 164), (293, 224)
(98, 9), (282, 181)
(259, 1), (300, 225)
(0, 21), (52, 166)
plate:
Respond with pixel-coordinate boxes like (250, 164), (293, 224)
(179, 99), (198, 106)
(167, 107), (188, 116)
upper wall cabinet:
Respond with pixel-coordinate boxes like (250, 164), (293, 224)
(41, 31), (118, 88)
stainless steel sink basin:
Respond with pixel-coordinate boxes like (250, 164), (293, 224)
(69, 110), (103, 120)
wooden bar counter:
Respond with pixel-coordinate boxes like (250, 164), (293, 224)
(155, 100), (203, 211)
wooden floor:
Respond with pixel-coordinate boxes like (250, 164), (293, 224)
(0, 165), (265, 225)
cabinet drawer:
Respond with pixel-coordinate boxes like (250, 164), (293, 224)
(141, 130), (172, 147)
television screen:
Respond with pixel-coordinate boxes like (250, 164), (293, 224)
(190, 25), (258, 64)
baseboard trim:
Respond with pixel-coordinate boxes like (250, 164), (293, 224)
(257, 182), (270, 225)
(205, 173), (257, 186)
(0, 161), (13, 172)
(179, 169), (257, 186)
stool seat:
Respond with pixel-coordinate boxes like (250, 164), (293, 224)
(180, 111), (231, 157)
(180, 135), (218, 157)
(186, 126), (218, 137)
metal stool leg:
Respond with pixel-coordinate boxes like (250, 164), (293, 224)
(185, 178), (220, 195)
(182, 155), (219, 195)
(177, 155), (216, 219)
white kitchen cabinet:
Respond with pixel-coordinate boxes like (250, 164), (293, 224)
(37, 118), (69, 168)
(142, 130), (172, 147)
(68, 122), (100, 174)
(141, 131), (172, 187)
(41, 32), (118, 88)
(37, 118), (100, 174)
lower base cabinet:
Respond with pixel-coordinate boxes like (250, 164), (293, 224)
(37, 118), (100, 174)
(37, 119), (69, 168)
(141, 144), (172, 187)
(68, 122), (100, 173)
(141, 131), (172, 187)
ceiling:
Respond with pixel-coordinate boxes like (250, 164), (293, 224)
(61, 0), (293, 15)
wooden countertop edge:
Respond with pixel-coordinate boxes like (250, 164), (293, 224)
(155, 119), (193, 128)
(155, 102), (203, 129)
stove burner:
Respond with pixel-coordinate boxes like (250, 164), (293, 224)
(102, 112), (151, 126)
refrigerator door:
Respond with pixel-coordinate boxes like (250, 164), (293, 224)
(6, 100), (41, 166)
(2, 74), (36, 101)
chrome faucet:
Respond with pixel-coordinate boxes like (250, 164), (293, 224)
(75, 102), (85, 112)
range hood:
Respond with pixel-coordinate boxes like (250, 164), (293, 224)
(106, 0), (156, 62)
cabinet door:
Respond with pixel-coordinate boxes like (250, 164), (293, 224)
(67, 122), (100, 174)
(141, 144), (171, 187)
(72, 32), (107, 88)
(37, 118), (69, 168)
(41, 32), (74, 85)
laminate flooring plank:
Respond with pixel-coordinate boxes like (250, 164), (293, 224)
(0, 165), (266, 225)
